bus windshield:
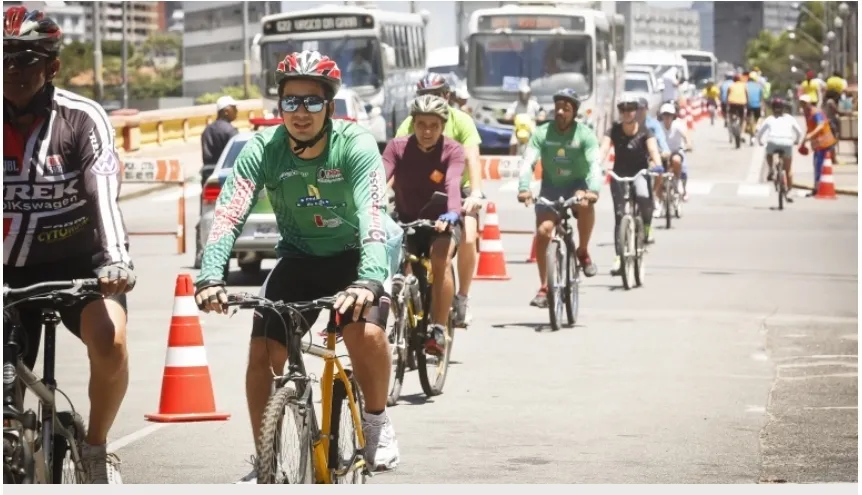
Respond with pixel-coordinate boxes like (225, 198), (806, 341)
(682, 55), (715, 88)
(261, 37), (383, 96)
(468, 33), (592, 100)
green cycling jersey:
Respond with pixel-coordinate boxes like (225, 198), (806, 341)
(197, 120), (398, 285)
(517, 121), (603, 193)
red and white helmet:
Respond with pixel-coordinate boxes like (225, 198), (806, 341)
(3, 6), (62, 55)
(276, 50), (342, 96)
(416, 72), (449, 95)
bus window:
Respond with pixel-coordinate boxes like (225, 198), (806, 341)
(407, 26), (417, 68)
(397, 26), (408, 68)
(415, 27), (424, 67)
(596, 30), (609, 74)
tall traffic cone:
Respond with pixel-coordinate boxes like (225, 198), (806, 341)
(814, 151), (838, 199)
(145, 274), (230, 423)
(474, 202), (511, 280)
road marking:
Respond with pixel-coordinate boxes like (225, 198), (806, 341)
(744, 142), (765, 183)
(150, 183), (202, 202)
(801, 406), (858, 410)
(106, 423), (169, 454)
(737, 183), (770, 197)
(685, 180), (714, 195)
(746, 405), (766, 413)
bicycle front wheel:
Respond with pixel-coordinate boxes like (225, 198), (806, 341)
(564, 239), (579, 327)
(329, 370), (366, 484)
(52, 412), (87, 483)
(664, 180), (673, 229)
(257, 383), (315, 484)
(545, 239), (565, 330)
(387, 294), (409, 407)
(416, 266), (455, 397)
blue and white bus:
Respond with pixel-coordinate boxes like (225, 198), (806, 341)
(253, 6), (430, 146)
(676, 49), (718, 90)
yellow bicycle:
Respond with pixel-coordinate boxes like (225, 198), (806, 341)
(225, 293), (367, 484)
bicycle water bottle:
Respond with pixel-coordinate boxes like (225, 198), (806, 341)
(404, 274), (423, 311)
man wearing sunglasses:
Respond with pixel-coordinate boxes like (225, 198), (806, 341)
(394, 72), (484, 329)
(3, 7), (136, 484)
(194, 50), (402, 480)
(516, 89), (602, 309)
(599, 95), (664, 277)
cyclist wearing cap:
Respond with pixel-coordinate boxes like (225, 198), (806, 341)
(756, 98), (803, 203)
(599, 95), (664, 276)
(383, 95), (464, 356)
(516, 88), (602, 308)
(394, 72), (483, 328)
(656, 103), (691, 203)
(637, 96), (671, 158)
(195, 50), (403, 479)
(3, 6), (136, 483)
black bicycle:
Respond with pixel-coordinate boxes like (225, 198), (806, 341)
(607, 169), (649, 290)
(534, 193), (595, 330)
(766, 147), (790, 210)
(3, 278), (102, 484)
(388, 192), (456, 404)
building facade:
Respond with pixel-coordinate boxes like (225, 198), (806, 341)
(714, 1), (798, 67)
(617, 2), (700, 52)
(692, 1), (714, 52)
(182, 1), (280, 97)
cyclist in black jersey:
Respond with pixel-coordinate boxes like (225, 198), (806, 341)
(3, 7), (135, 483)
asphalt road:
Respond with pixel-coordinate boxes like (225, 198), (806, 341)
(34, 120), (857, 484)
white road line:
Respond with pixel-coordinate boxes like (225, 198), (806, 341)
(151, 183), (203, 202)
(106, 423), (169, 454)
(744, 142), (766, 183)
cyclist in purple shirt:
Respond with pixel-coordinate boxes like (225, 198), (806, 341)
(382, 95), (464, 356)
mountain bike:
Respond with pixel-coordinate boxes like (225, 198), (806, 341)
(535, 193), (595, 331)
(767, 147), (790, 210)
(607, 169), (649, 290)
(224, 294), (368, 484)
(654, 158), (682, 229)
(388, 192), (456, 404)
(4, 278), (102, 484)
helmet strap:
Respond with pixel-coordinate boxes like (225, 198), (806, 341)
(287, 108), (331, 155)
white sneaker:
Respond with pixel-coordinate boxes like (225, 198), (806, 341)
(80, 442), (122, 484)
(235, 456), (258, 484)
(362, 411), (400, 472)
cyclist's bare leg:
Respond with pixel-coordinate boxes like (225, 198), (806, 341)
(341, 322), (391, 414)
(456, 215), (477, 300)
(247, 338), (287, 450)
(79, 299), (129, 446)
(671, 155), (683, 184)
(535, 210), (558, 288)
(430, 235), (457, 326)
(654, 174), (665, 202)
(574, 202), (595, 258)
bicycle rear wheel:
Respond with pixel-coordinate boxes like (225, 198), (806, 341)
(387, 289), (409, 407)
(257, 383), (315, 484)
(563, 239), (579, 327)
(633, 216), (646, 287)
(776, 163), (785, 211)
(52, 411), (87, 483)
(545, 239), (565, 330)
(664, 180), (673, 229)
(329, 370), (366, 484)
(617, 216), (635, 290)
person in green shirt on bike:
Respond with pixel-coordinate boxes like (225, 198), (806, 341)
(393, 73), (485, 328)
(516, 88), (603, 308)
(194, 50), (403, 480)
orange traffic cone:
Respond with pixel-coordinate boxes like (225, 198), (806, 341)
(814, 151), (838, 199)
(474, 202), (511, 280)
(146, 274), (230, 423)
(526, 235), (537, 263)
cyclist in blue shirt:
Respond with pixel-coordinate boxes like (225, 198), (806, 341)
(745, 71), (764, 144)
(719, 71), (734, 128)
(637, 96), (670, 156)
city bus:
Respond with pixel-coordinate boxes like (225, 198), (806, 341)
(252, 6), (430, 145)
(464, 2), (625, 148)
(677, 49), (718, 90)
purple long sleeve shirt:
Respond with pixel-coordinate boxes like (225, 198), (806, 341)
(382, 135), (465, 222)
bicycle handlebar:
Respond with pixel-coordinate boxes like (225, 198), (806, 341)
(3, 278), (100, 301)
(605, 168), (649, 182)
(225, 293), (338, 313)
(397, 219), (437, 230)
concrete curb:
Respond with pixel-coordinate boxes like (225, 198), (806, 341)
(791, 183), (858, 197)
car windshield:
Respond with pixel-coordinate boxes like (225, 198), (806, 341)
(220, 138), (252, 170)
(468, 34), (592, 100)
(625, 78), (650, 93)
(261, 37), (382, 97)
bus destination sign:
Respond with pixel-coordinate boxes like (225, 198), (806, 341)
(263, 14), (373, 36)
(477, 15), (585, 32)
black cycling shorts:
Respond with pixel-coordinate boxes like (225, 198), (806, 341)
(747, 107), (762, 121)
(4, 254), (128, 370)
(728, 104), (746, 120)
(251, 250), (390, 346)
(405, 222), (462, 260)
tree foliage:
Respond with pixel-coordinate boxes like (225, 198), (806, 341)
(195, 85), (261, 105)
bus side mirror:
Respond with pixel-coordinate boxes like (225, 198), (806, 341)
(609, 49), (617, 68)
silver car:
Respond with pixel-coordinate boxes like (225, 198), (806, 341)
(194, 132), (278, 280)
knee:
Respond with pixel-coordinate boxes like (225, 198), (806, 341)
(81, 305), (127, 367)
(536, 220), (555, 238)
(430, 249), (452, 273)
(672, 157), (682, 167)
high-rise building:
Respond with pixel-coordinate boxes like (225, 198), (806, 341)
(714, 1), (798, 67)
(692, 1), (714, 52)
(182, 1), (280, 97)
(617, 2), (700, 52)
(66, 1), (162, 43)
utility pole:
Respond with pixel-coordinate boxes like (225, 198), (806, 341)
(93, 1), (104, 102)
(121, 1), (128, 108)
(242, 1), (250, 99)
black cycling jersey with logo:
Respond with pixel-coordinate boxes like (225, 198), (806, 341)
(605, 122), (655, 177)
(3, 85), (131, 268)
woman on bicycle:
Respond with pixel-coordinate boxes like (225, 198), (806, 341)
(756, 98), (803, 203)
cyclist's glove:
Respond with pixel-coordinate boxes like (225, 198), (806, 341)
(336, 279), (387, 319)
(97, 262), (137, 291)
(346, 279), (386, 301)
(194, 279), (227, 311)
(438, 211), (460, 225)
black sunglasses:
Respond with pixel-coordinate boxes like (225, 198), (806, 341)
(280, 95), (328, 113)
(3, 50), (48, 69)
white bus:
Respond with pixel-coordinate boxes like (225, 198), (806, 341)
(464, 3), (625, 142)
(253, 6), (430, 145)
(676, 50), (718, 90)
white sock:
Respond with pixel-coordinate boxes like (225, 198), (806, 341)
(362, 409), (387, 425)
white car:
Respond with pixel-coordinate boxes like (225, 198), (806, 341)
(334, 88), (386, 143)
(624, 73), (662, 112)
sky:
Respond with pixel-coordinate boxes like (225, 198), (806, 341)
(280, 1), (695, 52)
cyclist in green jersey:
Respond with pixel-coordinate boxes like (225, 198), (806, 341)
(393, 73), (484, 328)
(516, 88), (602, 308)
(194, 50), (402, 480)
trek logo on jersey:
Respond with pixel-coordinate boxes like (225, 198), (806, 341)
(4, 180), (80, 212)
(317, 168), (343, 184)
(313, 214), (343, 228)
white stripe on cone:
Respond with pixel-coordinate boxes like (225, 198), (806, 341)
(480, 239), (504, 252)
(485, 213), (499, 225)
(173, 295), (199, 317)
(165, 346), (209, 367)
(821, 174), (834, 183)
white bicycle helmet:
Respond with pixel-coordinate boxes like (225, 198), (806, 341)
(410, 94), (449, 122)
(659, 103), (677, 116)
